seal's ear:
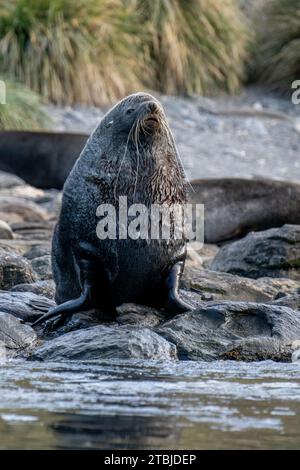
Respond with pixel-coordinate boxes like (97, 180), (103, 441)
(105, 120), (114, 128)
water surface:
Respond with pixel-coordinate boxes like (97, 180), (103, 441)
(0, 359), (300, 449)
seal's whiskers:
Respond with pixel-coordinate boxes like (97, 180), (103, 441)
(114, 120), (136, 201)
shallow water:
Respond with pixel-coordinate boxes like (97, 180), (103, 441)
(0, 359), (300, 449)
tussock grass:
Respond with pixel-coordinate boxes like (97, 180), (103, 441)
(0, 77), (49, 130)
(131, 0), (249, 95)
(256, 0), (300, 92)
(0, 0), (249, 104)
(0, 0), (142, 105)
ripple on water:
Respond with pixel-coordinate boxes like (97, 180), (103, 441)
(0, 359), (300, 449)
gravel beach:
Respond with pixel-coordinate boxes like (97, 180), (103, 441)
(47, 86), (300, 182)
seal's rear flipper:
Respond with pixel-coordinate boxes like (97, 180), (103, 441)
(164, 262), (193, 315)
(31, 284), (90, 327)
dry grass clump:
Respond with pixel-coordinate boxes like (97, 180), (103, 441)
(0, 0), (250, 105)
(131, 0), (249, 95)
(255, 0), (300, 92)
(0, 0), (142, 105)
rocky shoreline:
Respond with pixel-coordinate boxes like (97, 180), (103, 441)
(1, 169), (300, 363)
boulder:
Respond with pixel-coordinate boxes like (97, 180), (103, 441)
(0, 312), (37, 356)
(0, 291), (55, 322)
(24, 244), (51, 260)
(211, 225), (300, 280)
(182, 267), (299, 302)
(221, 337), (300, 362)
(156, 301), (300, 361)
(116, 303), (164, 327)
(0, 250), (37, 289)
(10, 280), (55, 300)
(30, 255), (52, 280)
(32, 325), (177, 361)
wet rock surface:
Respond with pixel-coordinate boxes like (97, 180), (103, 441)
(211, 225), (300, 280)
(0, 312), (37, 356)
(32, 325), (177, 361)
(156, 302), (300, 361)
(10, 280), (55, 300)
(0, 291), (55, 322)
(182, 267), (299, 302)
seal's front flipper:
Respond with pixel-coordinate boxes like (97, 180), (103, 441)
(164, 262), (192, 315)
(31, 283), (91, 327)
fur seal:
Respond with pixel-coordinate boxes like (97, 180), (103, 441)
(0, 130), (88, 189)
(188, 177), (300, 243)
(33, 92), (192, 326)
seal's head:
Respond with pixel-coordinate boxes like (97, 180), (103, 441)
(77, 92), (187, 204)
(102, 92), (167, 140)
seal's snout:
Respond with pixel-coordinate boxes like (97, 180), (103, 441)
(142, 100), (161, 130)
(145, 101), (159, 114)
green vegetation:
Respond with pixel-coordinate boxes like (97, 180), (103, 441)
(256, 0), (300, 92)
(0, 78), (49, 130)
(0, 0), (141, 105)
(132, 0), (248, 95)
(0, 0), (249, 105)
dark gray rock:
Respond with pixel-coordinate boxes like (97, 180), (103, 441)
(0, 291), (55, 322)
(211, 225), (300, 280)
(24, 244), (51, 260)
(221, 337), (300, 362)
(182, 267), (299, 302)
(116, 303), (164, 327)
(32, 325), (177, 361)
(0, 251), (37, 289)
(156, 301), (300, 361)
(10, 280), (55, 300)
(30, 255), (52, 280)
(0, 312), (37, 355)
(156, 309), (239, 361)
(269, 289), (300, 310)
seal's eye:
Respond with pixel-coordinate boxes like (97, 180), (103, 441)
(126, 108), (135, 115)
(105, 120), (113, 128)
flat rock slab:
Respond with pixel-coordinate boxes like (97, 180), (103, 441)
(10, 280), (55, 300)
(156, 301), (300, 361)
(0, 291), (55, 322)
(0, 312), (37, 354)
(211, 224), (300, 280)
(0, 250), (37, 289)
(32, 325), (177, 361)
(182, 267), (299, 302)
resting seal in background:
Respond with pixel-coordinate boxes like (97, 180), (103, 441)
(188, 178), (300, 243)
(32, 92), (192, 326)
(0, 131), (88, 189)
